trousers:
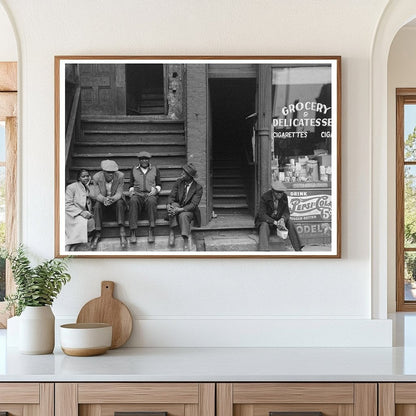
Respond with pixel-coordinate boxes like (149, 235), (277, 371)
(129, 194), (158, 229)
(169, 210), (194, 237)
(93, 199), (125, 231)
(258, 219), (303, 251)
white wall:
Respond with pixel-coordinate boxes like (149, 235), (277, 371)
(0, 3), (16, 61)
(0, 0), (394, 347)
(387, 26), (416, 312)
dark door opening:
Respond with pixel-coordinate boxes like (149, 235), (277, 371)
(209, 79), (256, 218)
(126, 64), (165, 115)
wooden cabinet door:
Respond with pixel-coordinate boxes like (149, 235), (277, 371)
(0, 383), (53, 415)
(217, 383), (377, 416)
(379, 383), (416, 416)
(56, 383), (215, 416)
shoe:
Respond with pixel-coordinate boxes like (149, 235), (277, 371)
(168, 230), (175, 247)
(148, 228), (155, 243)
(90, 234), (100, 250)
(183, 237), (189, 251)
(120, 235), (127, 249)
(130, 230), (137, 244)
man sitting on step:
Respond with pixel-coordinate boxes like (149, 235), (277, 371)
(166, 163), (203, 251)
(128, 151), (161, 244)
(90, 159), (127, 250)
(255, 180), (303, 252)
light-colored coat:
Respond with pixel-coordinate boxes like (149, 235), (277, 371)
(91, 171), (125, 202)
(65, 181), (94, 245)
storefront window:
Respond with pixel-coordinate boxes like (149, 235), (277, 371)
(271, 64), (333, 250)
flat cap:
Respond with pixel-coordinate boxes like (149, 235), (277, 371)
(137, 151), (152, 159)
(101, 159), (119, 172)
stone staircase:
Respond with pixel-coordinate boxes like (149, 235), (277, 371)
(138, 90), (165, 115)
(67, 115), (186, 237)
(212, 157), (249, 216)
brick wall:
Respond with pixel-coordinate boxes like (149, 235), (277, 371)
(186, 65), (209, 225)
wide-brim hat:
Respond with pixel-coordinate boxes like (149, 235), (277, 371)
(271, 180), (287, 192)
(182, 163), (197, 178)
(101, 159), (119, 172)
(137, 151), (152, 159)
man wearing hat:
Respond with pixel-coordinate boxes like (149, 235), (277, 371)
(255, 180), (303, 251)
(166, 163), (203, 251)
(90, 159), (127, 250)
(128, 151), (161, 244)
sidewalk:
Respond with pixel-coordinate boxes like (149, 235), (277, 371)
(73, 234), (330, 253)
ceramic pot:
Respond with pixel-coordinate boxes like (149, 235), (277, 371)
(19, 305), (55, 354)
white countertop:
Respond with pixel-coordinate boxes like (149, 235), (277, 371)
(3, 313), (416, 382)
(2, 345), (416, 382)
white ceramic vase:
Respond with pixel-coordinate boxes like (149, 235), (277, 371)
(18, 305), (55, 354)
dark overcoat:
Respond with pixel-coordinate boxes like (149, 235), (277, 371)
(254, 190), (290, 228)
(167, 179), (203, 227)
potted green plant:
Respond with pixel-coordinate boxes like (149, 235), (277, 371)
(3, 245), (71, 354)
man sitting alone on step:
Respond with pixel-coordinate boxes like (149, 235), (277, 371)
(166, 163), (203, 251)
(128, 151), (161, 244)
(255, 180), (304, 252)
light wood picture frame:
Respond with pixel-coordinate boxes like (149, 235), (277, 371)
(55, 56), (341, 258)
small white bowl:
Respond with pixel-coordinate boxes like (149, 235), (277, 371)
(60, 323), (112, 356)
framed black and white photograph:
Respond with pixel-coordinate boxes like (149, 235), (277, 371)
(55, 56), (341, 258)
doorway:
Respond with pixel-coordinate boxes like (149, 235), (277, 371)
(209, 79), (256, 218)
(126, 64), (166, 115)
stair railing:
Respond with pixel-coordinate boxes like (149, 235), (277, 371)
(65, 85), (81, 167)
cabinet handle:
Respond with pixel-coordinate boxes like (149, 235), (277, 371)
(270, 413), (323, 416)
(115, 412), (167, 416)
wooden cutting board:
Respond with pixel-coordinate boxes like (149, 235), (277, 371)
(76, 281), (133, 349)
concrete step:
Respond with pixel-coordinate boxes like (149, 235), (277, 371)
(74, 141), (185, 153)
(213, 196), (248, 206)
(214, 183), (245, 191)
(212, 207), (250, 215)
(71, 153), (186, 169)
(100, 219), (170, 238)
(139, 107), (165, 114)
(67, 175), (179, 191)
(203, 234), (258, 251)
(203, 234), (293, 252)
(195, 213), (254, 232)
(213, 202), (249, 209)
(75, 234), (329, 253)
(79, 235), (199, 252)
(141, 93), (164, 99)
(81, 131), (185, 142)
(69, 165), (184, 179)
(213, 168), (242, 176)
(213, 160), (241, 167)
(213, 178), (245, 186)
(68, 178), (181, 193)
(140, 99), (164, 106)
(213, 187), (246, 196)
(81, 116), (184, 132)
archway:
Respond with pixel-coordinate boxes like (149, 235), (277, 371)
(371, 0), (416, 319)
